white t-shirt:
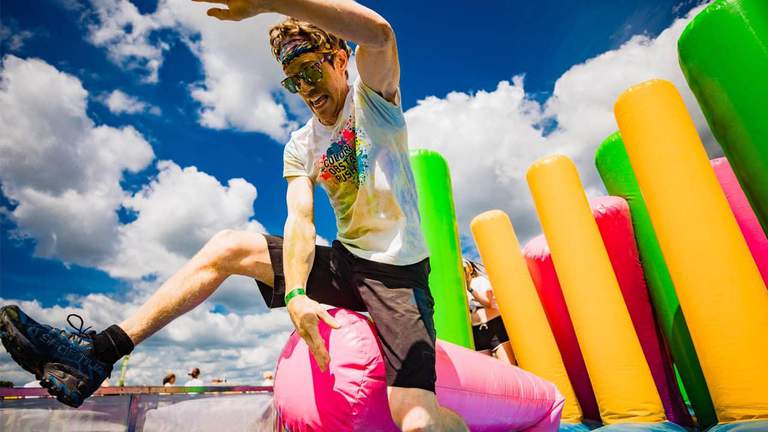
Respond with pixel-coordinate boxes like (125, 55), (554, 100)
(468, 276), (492, 299)
(283, 78), (428, 265)
(184, 378), (203, 386)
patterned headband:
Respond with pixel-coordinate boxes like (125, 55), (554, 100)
(277, 37), (321, 66)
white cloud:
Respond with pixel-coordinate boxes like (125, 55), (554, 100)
(167, 0), (302, 140)
(0, 295), (293, 386)
(0, 55), (155, 266)
(83, 0), (300, 141)
(103, 161), (265, 280)
(405, 3), (717, 246)
(101, 89), (161, 115)
(1, 56), (269, 285)
(85, 0), (174, 83)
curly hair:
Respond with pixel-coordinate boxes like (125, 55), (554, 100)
(269, 18), (351, 63)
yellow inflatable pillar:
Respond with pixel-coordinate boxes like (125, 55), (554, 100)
(527, 156), (665, 424)
(470, 210), (583, 424)
(614, 79), (768, 422)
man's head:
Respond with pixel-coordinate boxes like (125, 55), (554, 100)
(269, 18), (352, 126)
(188, 367), (200, 379)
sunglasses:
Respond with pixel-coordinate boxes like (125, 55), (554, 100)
(281, 53), (334, 94)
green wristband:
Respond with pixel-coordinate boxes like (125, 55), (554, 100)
(284, 287), (306, 305)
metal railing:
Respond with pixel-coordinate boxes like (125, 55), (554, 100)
(0, 386), (276, 432)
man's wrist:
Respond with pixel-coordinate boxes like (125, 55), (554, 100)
(285, 287), (307, 305)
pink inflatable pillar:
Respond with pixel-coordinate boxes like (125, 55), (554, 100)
(591, 197), (692, 427)
(523, 236), (601, 423)
(273, 308), (565, 432)
(712, 158), (768, 284)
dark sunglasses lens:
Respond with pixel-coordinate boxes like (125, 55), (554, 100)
(302, 65), (323, 84)
(282, 77), (299, 93)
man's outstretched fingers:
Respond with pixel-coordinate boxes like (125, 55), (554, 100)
(318, 309), (341, 329)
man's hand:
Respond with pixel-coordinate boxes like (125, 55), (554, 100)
(191, 0), (272, 22)
(286, 295), (341, 372)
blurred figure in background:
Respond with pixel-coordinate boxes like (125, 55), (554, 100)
(463, 259), (516, 365)
(162, 373), (176, 387)
(184, 367), (203, 386)
(261, 371), (274, 386)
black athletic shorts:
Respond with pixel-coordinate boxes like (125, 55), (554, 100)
(255, 235), (437, 393)
(472, 315), (509, 351)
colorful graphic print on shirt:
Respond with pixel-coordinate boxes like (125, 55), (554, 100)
(316, 116), (369, 186)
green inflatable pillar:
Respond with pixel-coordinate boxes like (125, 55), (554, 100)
(595, 133), (717, 429)
(678, 0), (768, 234)
(410, 149), (474, 349)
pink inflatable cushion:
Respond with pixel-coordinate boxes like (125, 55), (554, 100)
(711, 158), (768, 284)
(273, 308), (565, 432)
(590, 196), (692, 427)
(523, 235), (601, 422)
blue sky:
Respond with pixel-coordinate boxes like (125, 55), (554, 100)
(0, 0), (714, 384)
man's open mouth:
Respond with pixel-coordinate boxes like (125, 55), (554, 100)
(310, 95), (328, 109)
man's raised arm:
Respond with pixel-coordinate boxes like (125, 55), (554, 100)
(198, 0), (400, 104)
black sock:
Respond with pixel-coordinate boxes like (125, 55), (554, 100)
(92, 325), (134, 365)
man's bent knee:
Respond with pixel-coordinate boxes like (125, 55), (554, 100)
(387, 387), (467, 432)
(201, 230), (270, 277)
(387, 387), (439, 431)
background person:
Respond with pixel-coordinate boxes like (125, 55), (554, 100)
(184, 367), (203, 386)
(163, 373), (177, 387)
(463, 259), (516, 365)
(261, 371), (274, 386)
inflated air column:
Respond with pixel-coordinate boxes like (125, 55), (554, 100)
(678, 0), (768, 233)
(527, 155), (665, 424)
(614, 79), (768, 422)
(409, 149), (473, 349)
(470, 210), (583, 424)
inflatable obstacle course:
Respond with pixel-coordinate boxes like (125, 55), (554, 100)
(270, 1), (768, 430)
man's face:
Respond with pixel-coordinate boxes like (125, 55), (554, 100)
(283, 50), (349, 126)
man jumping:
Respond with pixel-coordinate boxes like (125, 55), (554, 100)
(0, 1), (467, 430)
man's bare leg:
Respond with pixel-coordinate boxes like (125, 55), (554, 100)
(387, 387), (468, 432)
(119, 230), (274, 345)
(0, 229), (276, 407)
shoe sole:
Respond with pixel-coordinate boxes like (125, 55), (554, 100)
(40, 363), (88, 408)
(0, 305), (47, 378)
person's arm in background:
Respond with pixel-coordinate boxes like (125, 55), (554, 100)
(201, 0), (401, 104)
(283, 176), (339, 372)
(469, 276), (498, 310)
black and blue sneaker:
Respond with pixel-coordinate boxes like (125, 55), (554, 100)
(0, 305), (113, 407)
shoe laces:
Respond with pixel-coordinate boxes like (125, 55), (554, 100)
(67, 314), (95, 338)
